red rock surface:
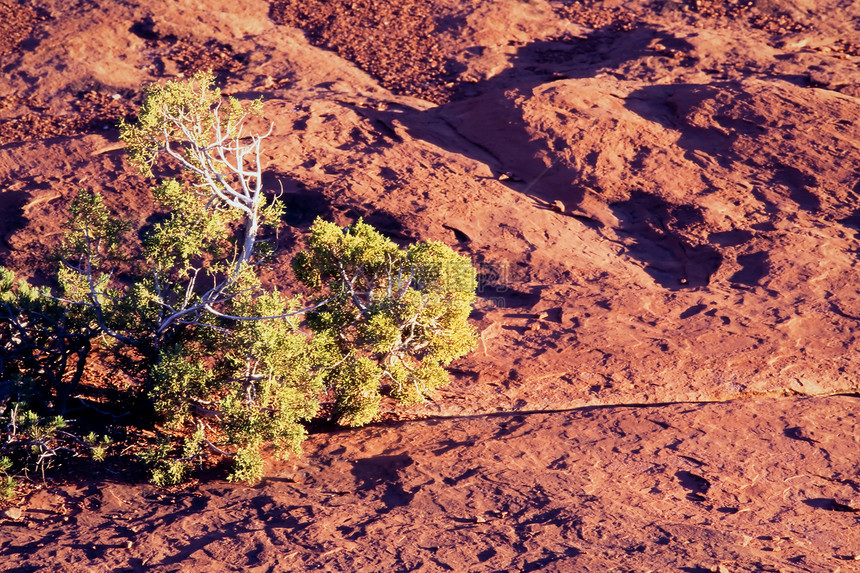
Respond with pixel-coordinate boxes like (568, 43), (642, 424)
(2, 0), (860, 570)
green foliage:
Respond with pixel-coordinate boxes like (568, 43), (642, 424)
(227, 444), (264, 484)
(0, 404), (108, 492)
(120, 71), (262, 179)
(294, 218), (478, 425)
(89, 73), (325, 483)
(0, 457), (15, 500)
(59, 189), (130, 271)
(119, 69), (275, 271)
(145, 451), (191, 487)
(139, 430), (205, 487)
(330, 356), (383, 427)
(149, 345), (214, 430)
(83, 432), (113, 462)
(6, 73), (479, 487)
(12, 409), (71, 479)
(17, 409), (68, 442)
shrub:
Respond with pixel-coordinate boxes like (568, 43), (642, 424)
(73, 71), (324, 482)
(5, 71), (478, 484)
(294, 218), (478, 425)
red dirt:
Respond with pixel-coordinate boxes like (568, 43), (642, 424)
(2, 0), (860, 571)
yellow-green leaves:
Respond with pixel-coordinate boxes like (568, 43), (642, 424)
(298, 217), (405, 282)
(120, 71), (221, 177)
(149, 345), (213, 430)
(332, 356), (384, 427)
(119, 70), (264, 182)
(145, 178), (233, 270)
(60, 190), (130, 267)
(294, 218), (478, 426)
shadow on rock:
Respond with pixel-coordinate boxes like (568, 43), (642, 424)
(611, 190), (722, 289)
(367, 26), (696, 214)
(624, 81), (825, 216)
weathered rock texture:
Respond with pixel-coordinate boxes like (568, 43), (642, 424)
(1, 0), (860, 570)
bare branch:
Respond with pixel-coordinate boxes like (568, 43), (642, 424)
(202, 296), (331, 322)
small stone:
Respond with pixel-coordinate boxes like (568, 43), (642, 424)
(551, 200), (565, 213)
(498, 173), (511, 181)
(536, 311), (549, 320)
(475, 515), (487, 523)
(126, 541), (134, 549)
(529, 322), (541, 331)
(3, 507), (23, 521)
